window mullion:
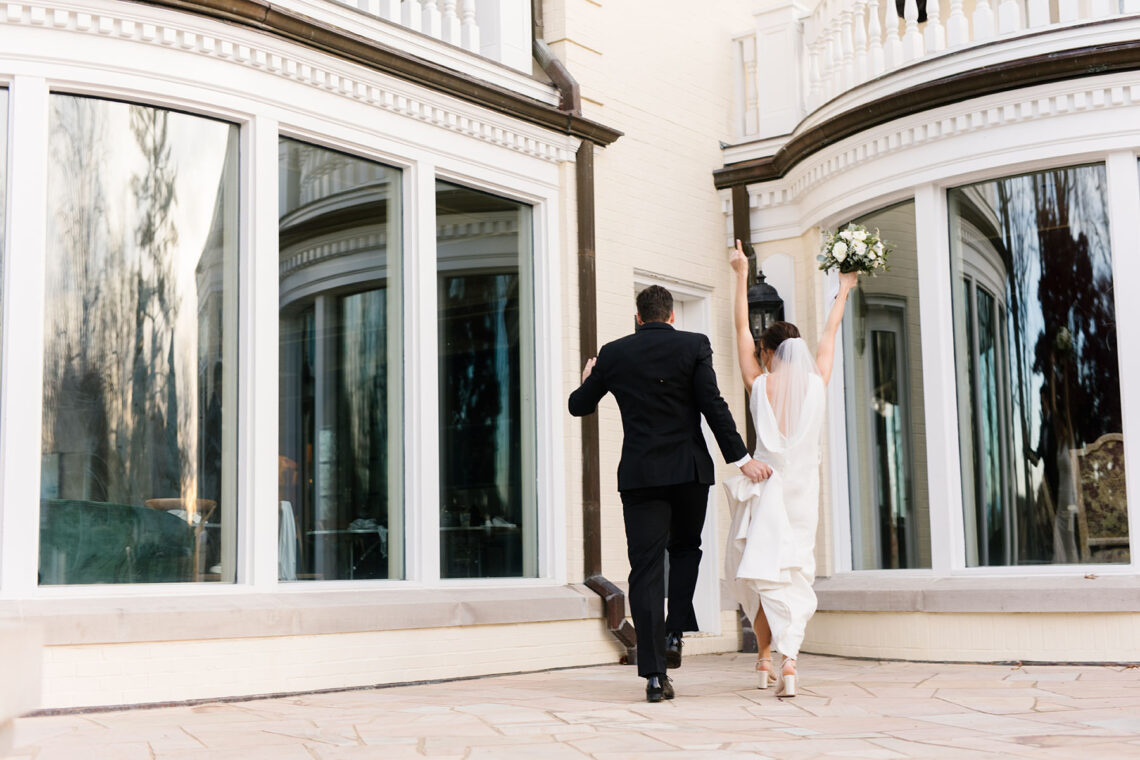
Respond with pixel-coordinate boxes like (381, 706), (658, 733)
(1104, 152), (1140, 571)
(0, 76), (48, 597)
(244, 114), (280, 589)
(408, 161), (440, 584)
(914, 183), (966, 573)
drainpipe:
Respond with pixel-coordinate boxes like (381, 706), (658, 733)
(532, 0), (636, 661)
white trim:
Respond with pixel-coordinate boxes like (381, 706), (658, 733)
(826, 270), (854, 574)
(630, 272), (721, 635)
(245, 114), (281, 589)
(1104, 151), (1140, 573)
(914, 183), (966, 573)
(0, 76), (49, 597)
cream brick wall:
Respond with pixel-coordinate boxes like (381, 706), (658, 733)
(40, 619), (626, 710)
(805, 611), (1140, 662)
(551, 0), (759, 591)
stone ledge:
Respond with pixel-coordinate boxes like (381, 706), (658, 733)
(0, 623), (42, 756)
(815, 573), (1140, 613)
(0, 585), (604, 646)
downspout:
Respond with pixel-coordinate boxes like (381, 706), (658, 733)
(532, 0), (636, 661)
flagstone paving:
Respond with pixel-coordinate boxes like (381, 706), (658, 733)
(9, 653), (1140, 759)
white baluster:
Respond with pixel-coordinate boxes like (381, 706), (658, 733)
(422, 0), (442, 38)
(853, 0), (869, 83)
(902, 0), (923, 60)
(998, 0), (1023, 32)
(841, 8), (855, 89)
(377, 0), (400, 23)
(973, 0), (995, 40)
(827, 23), (842, 98)
(867, 0), (885, 75)
(1089, 0), (1115, 17)
(442, 0), (461, 43)
(1123, 0), (1140, 12)
(808, 38), (825, 109)
(357, 0), (379, 18)
(743, 37), (758, 135)
(884, 0), (903, 69)
(402, 0), (423, 32)
(946, 0), (968, 45)
(461, 0), (480, 52)
(1026, 0), (1050, 27)
(924, 0), (946, 52)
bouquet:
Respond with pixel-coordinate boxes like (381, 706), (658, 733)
(817, 224), (890, 275)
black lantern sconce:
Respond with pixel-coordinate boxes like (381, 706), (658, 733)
(742, 242), (785, 340)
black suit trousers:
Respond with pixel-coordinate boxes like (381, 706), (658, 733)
(621, 481), (710, 677)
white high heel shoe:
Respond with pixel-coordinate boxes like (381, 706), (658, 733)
(755, 657), (774, 690)
(776, 657), (797, 698)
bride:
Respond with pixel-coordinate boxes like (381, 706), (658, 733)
(724, 239), (856, 697)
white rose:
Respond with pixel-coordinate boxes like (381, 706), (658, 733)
(853, 241), (867, 257)
(873, 242), (884, 253)
(833, 241), (848, 261)
(840, 230), (854, 241)
(854, 229), (868, 242)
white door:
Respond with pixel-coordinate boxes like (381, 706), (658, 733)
(633, 283), (721, 634)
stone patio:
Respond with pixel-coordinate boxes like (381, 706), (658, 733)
(9, 652), (1140, 759)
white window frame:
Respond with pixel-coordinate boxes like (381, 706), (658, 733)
(0, 54), (568, 597)
(827, 155), (1140, 578)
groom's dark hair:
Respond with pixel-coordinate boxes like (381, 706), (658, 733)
(636, 285), (674, 323)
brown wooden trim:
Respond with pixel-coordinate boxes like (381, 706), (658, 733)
(576, 140), (603, 581)
(714, 39), (1140, 189)
(128, 0), (621, 145)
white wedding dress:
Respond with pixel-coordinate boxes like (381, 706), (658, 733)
(724, 339), (825, 659)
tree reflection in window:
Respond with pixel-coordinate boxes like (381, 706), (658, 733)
(950, 165), (1127, 566)
(41, 96), (238, 583)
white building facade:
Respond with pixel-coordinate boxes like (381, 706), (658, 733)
(0, 0), (1137, 712)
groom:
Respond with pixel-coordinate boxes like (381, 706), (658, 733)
(569, 285), (768, 702)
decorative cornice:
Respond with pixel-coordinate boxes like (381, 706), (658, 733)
(129, 0), (621, 147)
(714, 40), (1140, 189)
(0, 0), (619, 163)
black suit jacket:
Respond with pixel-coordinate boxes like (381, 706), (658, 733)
(568, 322), (748, 491)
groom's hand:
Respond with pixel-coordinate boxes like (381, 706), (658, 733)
(739, 458), (772, 482)
(581, 357), (597, 383)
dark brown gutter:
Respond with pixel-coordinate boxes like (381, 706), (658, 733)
(714, 39), (1140, 189)
(530, 0), (635, 661)
(130, 0), (621, 146)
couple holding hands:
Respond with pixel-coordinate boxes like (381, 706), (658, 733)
(570, 241), (858, 703)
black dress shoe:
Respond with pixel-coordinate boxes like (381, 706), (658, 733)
(646, 674), (675, 702)
(665, 632), (683, 669)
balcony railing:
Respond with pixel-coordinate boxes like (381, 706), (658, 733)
(733, 0), (1140, 140)
(331, 0), (532, 72)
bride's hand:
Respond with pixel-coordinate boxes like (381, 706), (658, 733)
(730, 239), (749, 277)
(839, 271), (858, 292)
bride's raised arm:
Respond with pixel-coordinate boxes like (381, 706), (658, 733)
(815, 271), (858, 384)
(730, 240), (765, 391)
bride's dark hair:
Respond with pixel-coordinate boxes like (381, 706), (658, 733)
(759, 321), (801, 354)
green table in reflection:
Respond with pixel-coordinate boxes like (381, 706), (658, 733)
(39, 499), (196, 585)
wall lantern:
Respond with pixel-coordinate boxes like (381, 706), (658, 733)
(746, 256), (785, 340)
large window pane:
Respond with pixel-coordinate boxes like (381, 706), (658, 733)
(42, 96), (238, 584)
(949, 165), (1128, 566)
(437, 181), (536, 578)
(842, 201), (932, 569)
(278, 139), (403, 581)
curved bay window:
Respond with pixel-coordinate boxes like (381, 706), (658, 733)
(278, 139), (403, 581)
(842, 201), (932, 569)
(41, 96), (239, 584)
(949, 165), (1128, 566)
(437, 181), (536, 578)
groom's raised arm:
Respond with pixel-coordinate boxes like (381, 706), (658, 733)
(691, 336), (748, 463)
(569, 351), (608, 417)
